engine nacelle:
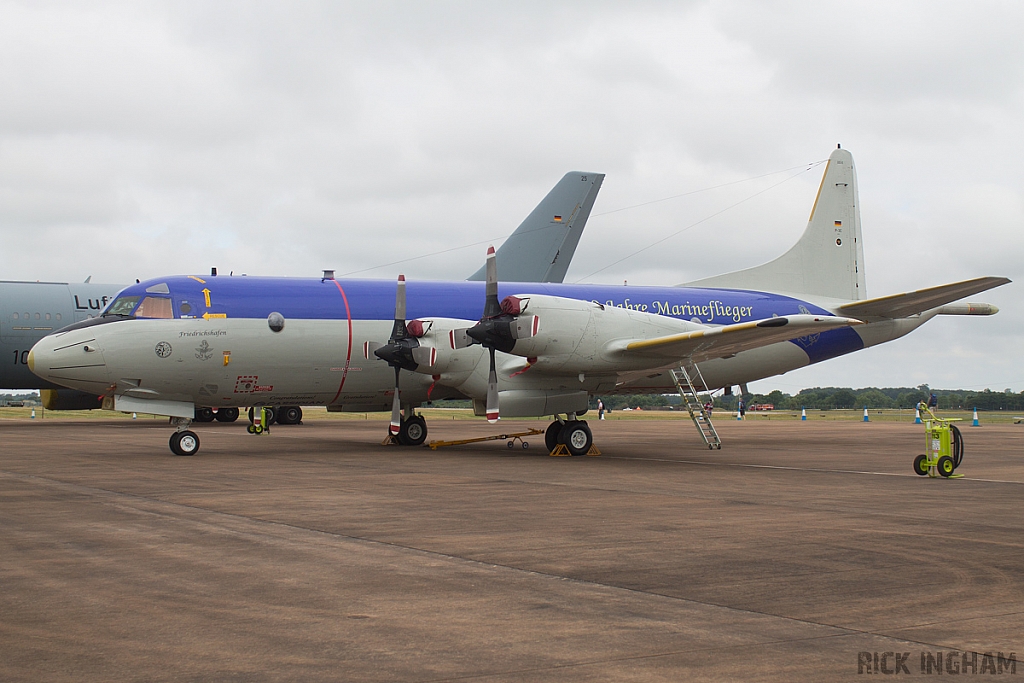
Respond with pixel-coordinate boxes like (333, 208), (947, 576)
(505, 294), (699, 374)
(408, 318), (484, 376)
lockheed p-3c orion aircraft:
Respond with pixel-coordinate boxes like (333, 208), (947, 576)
(28, 148), (1008, 455)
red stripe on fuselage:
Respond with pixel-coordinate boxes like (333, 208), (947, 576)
(330, 280), (353, 404)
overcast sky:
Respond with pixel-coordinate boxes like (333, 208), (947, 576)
(2, 1), (1021, 394)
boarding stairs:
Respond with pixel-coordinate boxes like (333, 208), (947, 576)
(670, 362), (722, 450)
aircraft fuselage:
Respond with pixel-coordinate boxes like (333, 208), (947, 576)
(27, 275), (927, 415)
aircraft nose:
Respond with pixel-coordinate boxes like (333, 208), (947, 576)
(29, 332), (111, 392)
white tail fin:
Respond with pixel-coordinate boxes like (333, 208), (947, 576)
(686, 147), (866, 301)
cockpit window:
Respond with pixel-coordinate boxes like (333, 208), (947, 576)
(135, 296), (174, 319)
(106, 296), (140, 316)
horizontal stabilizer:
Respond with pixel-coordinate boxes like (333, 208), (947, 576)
(838, 277), (1010, 319)
(613, 314), (862, 363)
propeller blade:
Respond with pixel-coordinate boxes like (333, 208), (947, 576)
(390, 367), (402, 435)
(411, 345), (436, 367)
(511, 315), (539, 340)
(485, 347), (499, 423)
(482, 246), (502, 319)
(449, 328), (473, 349)
(396, 274), (406, 320)
(390, 274), (407, 341)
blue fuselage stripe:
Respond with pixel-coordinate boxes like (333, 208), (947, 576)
(115, 276), (863, 366)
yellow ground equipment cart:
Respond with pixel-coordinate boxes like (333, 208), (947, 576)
(913, 402), (964, 478)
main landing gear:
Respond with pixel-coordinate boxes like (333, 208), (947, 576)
(387, 412), (427, 446)
(545, 415), (594, 456)
(193, 407), (240, 423)
(169, 417), (200, 456)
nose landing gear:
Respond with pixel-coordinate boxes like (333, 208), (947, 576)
(168, 417), (200, 456)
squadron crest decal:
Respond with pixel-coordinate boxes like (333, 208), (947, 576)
(195, 339), (213, 361)
(155, 342), (172, 358)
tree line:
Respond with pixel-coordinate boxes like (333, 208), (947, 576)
(592, 386), (1024, 412)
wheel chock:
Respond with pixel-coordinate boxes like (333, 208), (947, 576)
(548, 444), (602, 457)
(381, 433), (400, 446)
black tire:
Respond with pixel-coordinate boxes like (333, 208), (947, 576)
(215, 407), (239, 423)
(398, 415), (427, 446)
(170, 431), (200, 456)
(913, 454), (929, 476)
(937, 455), (954, 478)
(951, 425), (963, 468)
(545, 421), (562, 452)
(278, 405), (302, 425)
(559, 421), (593, 456)
(194, 407), (215, 423)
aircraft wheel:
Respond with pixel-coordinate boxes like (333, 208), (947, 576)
(194, 407), (215, 422)
(215, 407), (239, 423)
(545, 421), (562, 452)
(913, 454), (929, 476)
(399, 415), (427, 446)
(559, 421), (593, 456)
(248, 406), (277, 426)
(937, 455), (955, 478)
(278, 405), (302, 425)
(170, 431), (200, 456)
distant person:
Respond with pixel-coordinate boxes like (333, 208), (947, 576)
(738, 399), (746, 419)
(928, 393), (938, 409)
(703, 400), (713, 417)
(597, 399), (605, 420)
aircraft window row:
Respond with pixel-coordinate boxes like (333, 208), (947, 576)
(134, 296), (173, 319)
(11, 312), (61, 321)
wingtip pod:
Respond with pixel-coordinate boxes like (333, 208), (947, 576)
(937, 302), (1000, 316)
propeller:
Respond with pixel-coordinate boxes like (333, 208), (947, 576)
(462, 247), (539, 423)
(372, 275), (435, 435)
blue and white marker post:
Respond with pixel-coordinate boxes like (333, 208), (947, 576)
(914, 406), (922, 424)
(973, 407), (980, 427)
(801, 407), (807, 421)
(31, 407), (35, 419)
(863, 407), (870, 422)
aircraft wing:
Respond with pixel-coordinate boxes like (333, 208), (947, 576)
(837, 277), (1010, 319)
(468, 172), (604, 283)
(610, 315), (862, 363)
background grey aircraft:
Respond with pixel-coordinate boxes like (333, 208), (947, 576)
(1, 170), (604, 415)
